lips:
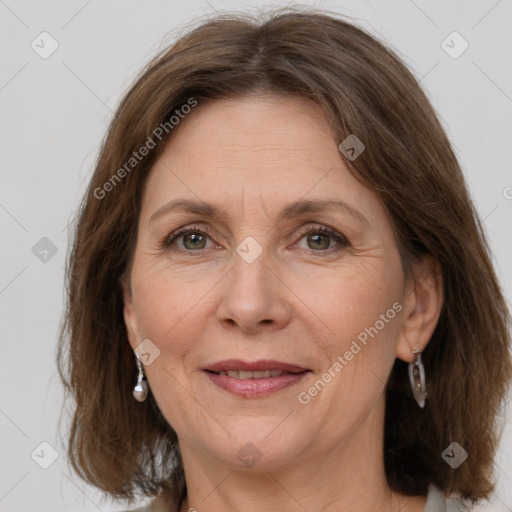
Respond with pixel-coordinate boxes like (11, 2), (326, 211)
(204, 359), (309, 374)
(202, 359), (311, 398)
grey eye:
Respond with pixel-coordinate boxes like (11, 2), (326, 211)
(181, 232), (208, 250)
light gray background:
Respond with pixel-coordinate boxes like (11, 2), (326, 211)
(1, 1), (511, 511)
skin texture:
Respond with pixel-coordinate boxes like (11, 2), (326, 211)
(123, 95), (443, 512)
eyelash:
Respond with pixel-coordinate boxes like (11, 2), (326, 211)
(160, 224), (350, 256)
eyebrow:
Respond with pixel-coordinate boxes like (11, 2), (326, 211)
(149, 198), (369, 227)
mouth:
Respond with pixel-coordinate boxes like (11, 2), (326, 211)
(202, 359), (311, 398)
(210, 369), (297, 379)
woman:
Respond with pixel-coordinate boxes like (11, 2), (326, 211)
(58, 8), (511, 512)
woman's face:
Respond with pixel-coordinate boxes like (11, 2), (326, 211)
(123, 95), (413, 471)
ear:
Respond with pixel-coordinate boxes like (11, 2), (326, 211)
(120, 275), (141, 352)
(396, 255), (443, 363)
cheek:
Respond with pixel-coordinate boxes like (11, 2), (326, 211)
(294, 259), (402, 348)
(130, 274), (211, 430)
(131, 272), (211, 361)
(293, 263), (403, 430)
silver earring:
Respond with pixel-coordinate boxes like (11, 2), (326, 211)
(133, 353), (148, 402)
(408, 349), (427, 408)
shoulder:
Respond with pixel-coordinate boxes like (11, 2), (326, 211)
(425, 484), (472, 512)
(125, 487), (470, 512)
(120, 497), (177, 512)
(446, 497), (472, 512)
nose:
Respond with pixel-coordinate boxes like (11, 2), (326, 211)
(216, 245), (292, 334)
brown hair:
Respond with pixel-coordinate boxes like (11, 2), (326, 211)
(58, 6), (512, 508)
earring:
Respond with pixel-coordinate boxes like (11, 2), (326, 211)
(408, 349), (427, 408)
(133, 353), (148, 402)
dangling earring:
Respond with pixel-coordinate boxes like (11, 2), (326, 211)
(408, 349), (427, 408)
(133, 352), (148, 402)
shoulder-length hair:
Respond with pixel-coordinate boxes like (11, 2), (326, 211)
(58, 7), (512, 508)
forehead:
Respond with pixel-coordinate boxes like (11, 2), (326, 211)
(139, 95), (382, 224)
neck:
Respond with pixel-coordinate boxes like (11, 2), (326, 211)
(175, 398), (426, 512)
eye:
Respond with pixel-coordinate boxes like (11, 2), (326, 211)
(161, 224), (349, 255)
(161, 226), (218, 252)
(294, 225), (349, 254)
